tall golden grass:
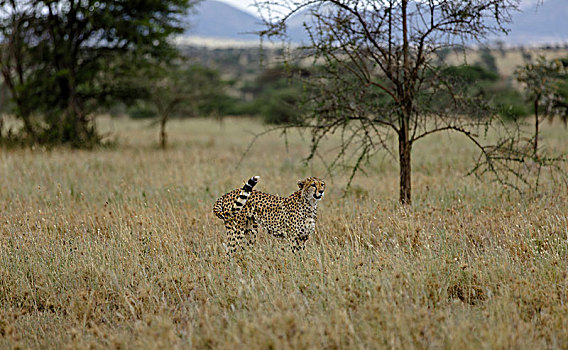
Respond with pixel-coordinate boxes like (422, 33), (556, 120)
(0, 117), (567, 349)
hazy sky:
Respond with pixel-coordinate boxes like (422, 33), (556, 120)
(217, 0), (545, 16)
(217, 0), (258, 15)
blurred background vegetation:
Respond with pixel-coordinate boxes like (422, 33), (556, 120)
(0, 1), (567, 149)
(5, 45), (568, 129)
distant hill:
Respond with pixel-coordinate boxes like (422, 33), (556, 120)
(184, 0), (568, 47)
(185, 0), (261, 41)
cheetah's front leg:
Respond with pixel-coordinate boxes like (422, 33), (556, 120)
(291, 215), (316, 253)
(289, 226), (310, 253)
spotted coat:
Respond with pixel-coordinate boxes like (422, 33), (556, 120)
(213, 176), (326, 254)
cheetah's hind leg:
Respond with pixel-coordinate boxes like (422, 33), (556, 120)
(227, 219), (253, 256)
(225, 222), (237, 256)
(245, 217), (258, 247)
(225, 220), (246, 256)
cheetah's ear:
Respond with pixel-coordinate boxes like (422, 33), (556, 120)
(297, 179), (306, 189)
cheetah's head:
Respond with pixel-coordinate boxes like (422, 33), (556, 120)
(298, 177), (326, 203)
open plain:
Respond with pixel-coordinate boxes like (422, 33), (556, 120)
(0, 117), (567, 349)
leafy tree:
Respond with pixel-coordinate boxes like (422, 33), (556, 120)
(0, 0), (198, 147)
(515, 56), (567, 157)
(478, 47), (499, 74)
(0, 0), (37, 137)
(435, 48), (451, 64)
(130, 62), (231, 148)
(555, 80), (568, 125)
(441, 65), (498, 85)
(489, 84), (529, 120)
(257, 0), (525, 204)
(437, 65), (528, 120)
(244, 65), (309, 124)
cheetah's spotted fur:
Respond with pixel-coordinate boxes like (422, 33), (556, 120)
(213, 176), (326, 254)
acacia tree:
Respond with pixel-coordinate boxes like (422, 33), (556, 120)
(256, 0), (522, 204)
(0, 0), (198, 146)
(515, 56), (567, 157)
(133, 62), (229, 149)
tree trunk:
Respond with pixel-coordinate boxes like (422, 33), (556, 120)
(159, 114), (168, 149)
(398, 130), (412, 205)
(0, 85), (4, 138)
(534, 97), (539, 157)
(0, 82), (4, 113)
(398, 0), (412, 205)
(2, 72), (35, 137)
(17, 103), (35, 138)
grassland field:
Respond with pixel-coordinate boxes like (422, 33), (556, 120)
(0, 116), (567, 349)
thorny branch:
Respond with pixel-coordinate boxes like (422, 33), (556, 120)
(247, 0), (565, 199)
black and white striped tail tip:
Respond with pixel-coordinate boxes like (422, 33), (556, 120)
(243, 175), (260, 191)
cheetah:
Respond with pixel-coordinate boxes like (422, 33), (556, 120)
(213, 176), (326, 254)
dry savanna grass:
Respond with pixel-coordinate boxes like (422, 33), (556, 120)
(1, 117), (567, 349)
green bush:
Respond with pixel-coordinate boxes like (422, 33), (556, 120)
(128, 104), (157, 119)
(441, 65), (499, 84)
(486, 84), (530, 120)
(261, 87), (304, 125)
(471, 83), (531, 120)
(237, 65), (309, 124)
(437, 64), (529, 120)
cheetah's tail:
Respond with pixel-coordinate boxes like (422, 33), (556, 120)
(231, 175), (260, 216)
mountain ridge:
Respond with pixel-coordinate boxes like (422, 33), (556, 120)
(185, 0), (568, 47)
(185, 0), (262, 40)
